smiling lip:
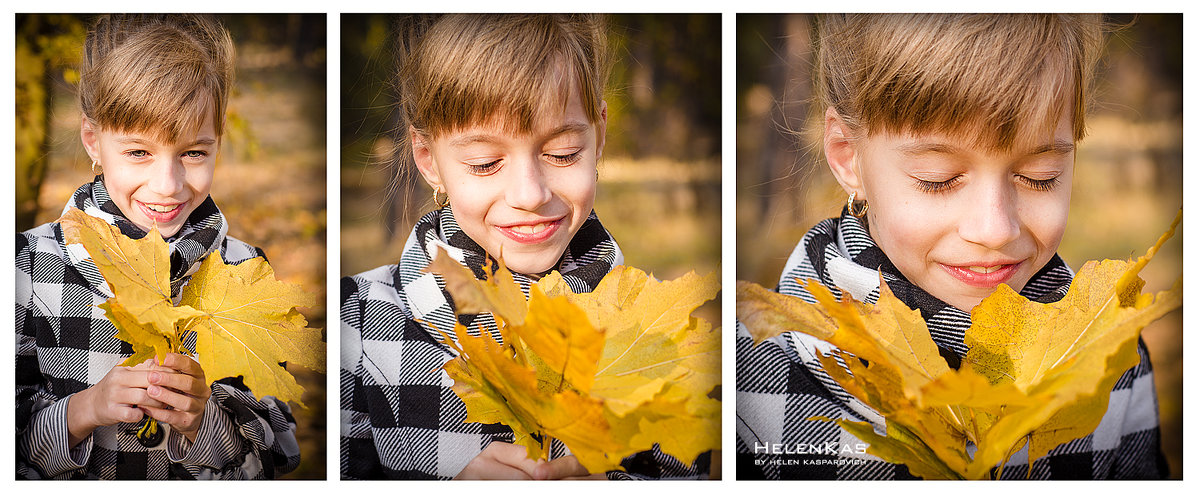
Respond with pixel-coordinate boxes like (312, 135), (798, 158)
(495, 217), (564, 244)
(940, 261), (1023, 288)
(137, 201), (186, 224)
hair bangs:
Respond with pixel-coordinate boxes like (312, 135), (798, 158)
(408, 14), (604, 139)
(821, 14), (1101, 150)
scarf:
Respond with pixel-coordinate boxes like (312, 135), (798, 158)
(776, 207), (1074, 410)
(60, 175), (229, 298)
(394, 205), (622, 346)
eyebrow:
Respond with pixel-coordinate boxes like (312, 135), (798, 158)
(895, 139), (1075, 156)
(114, 136), (217, 147)
(447, 122), (591, 148)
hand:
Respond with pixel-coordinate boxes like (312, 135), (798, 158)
(532, 455), (605, 480)
(140, 353), (212, 443)
(66, 359), (167, 447)
(455, 442), (602, 480)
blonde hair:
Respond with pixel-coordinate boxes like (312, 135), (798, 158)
(399, 14), (608, 140)
(817, 14), (1104, 150)
(80, 14), (234, 143)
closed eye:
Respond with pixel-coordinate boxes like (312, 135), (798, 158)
(1019, 175), (1059, 191)
(545, 150), (581, 166)
(466, 159), (501, 175)
(915, 175), (962, 193)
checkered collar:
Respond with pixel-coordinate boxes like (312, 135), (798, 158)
(56, 176), (229, 298)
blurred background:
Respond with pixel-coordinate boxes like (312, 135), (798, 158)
(736, 14), (1182, 478)
(341, 14), (721, 309)
(15, 14), (328, 479)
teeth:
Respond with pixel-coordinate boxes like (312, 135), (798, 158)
(511, 223), (549, 234)
(144, 203), (179, 213)
(967, 266), (1001, 274)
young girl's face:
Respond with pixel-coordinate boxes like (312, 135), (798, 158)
(415, 86), (605, 275)
(849, 111), (1074, 312)
(81, 114), (217, 238)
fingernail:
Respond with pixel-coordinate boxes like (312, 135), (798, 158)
(148, 385), (160, 397)
(149, 372), (160, 383)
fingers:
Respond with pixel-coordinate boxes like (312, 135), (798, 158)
(456, 462), (534, 480)
(145, 382), (206, 414)
(147, 369), (209, 398)
(484, 442), (543, 477)
(140, 405), (203, 434)
(533, 455), (591, 480)
(149, 353), (205, 381)
(455, 442), (542, 480)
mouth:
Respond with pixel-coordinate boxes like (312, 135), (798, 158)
(495, 217), (564, 244)
(137, 201), (187, 224)
(940, 261), (1023, 288)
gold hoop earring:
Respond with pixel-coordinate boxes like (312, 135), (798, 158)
(847, 191), (868, 218)
(91, 159), (101, 175)
(433, 187), (449, 208)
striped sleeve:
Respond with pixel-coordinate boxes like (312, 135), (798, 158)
(16, 231), (92, 478)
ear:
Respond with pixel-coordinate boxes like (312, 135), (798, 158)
(595, 100), (608, 160)
(410, 126), (442, 190)
(824, 106), (864, 197)
(80, 116), (101, 163)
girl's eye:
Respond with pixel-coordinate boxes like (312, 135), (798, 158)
(466, 159), (501, 175)
(183, 150), (208, 159)
(545, 150), (581, 166)
(915, 175), (961, 193)
(1019, 175), (1060, 191)
(125, 150), (150, 159)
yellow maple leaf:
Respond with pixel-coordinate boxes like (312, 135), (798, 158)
(430, 250), (721, 473)
(58, 207), (324, 408)
(59, 208), (203, 335)
(101, 300), (174, 366)
(736, 211), (1181, 479)
(180, 253), (325, 407)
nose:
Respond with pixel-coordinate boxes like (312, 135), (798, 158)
(504, 156), (552, 211)
(957, 180), (1021, 249)
(147, 157), (185, 197)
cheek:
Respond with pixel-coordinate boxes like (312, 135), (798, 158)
(555, 163), (598, 213)
(100, 168), (139, 205)
(188, 165), (215, 198)
(1022, 192), (1071, 252)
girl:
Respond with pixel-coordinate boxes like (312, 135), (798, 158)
(16, 14), (300, 479)
(340, 14), (710, 480)
(736, 14), (1168, 479)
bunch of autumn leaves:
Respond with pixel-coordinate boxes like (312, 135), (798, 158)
(427, 252), (721, 474)
(737, 212), (1182, 479)
(60, 208), (325, 408)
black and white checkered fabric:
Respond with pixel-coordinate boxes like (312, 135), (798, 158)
(341, 206), (711, 479)
(16, 178), (301, 479)
(736, 209), (1167, 479)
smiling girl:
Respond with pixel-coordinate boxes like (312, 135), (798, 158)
(16, 14), (299, 479)
(736, 14), (1166, 479)
(340, 14), (708, 480)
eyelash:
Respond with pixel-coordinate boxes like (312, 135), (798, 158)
(464, 151), (583, 175)
(1019, 176), (1059, 191)
(915, 176), (962, 193)
(122, 150), (209, 160)
(915, 175), (1060, 193)
(546, 151), (581, 166)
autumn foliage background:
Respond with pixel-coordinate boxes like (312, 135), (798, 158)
(15, 14), (328, 479)
(736, 14), (1182, 477)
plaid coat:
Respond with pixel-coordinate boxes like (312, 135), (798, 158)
(340, 208), (709, 479)
(16, 209), (301, 479)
